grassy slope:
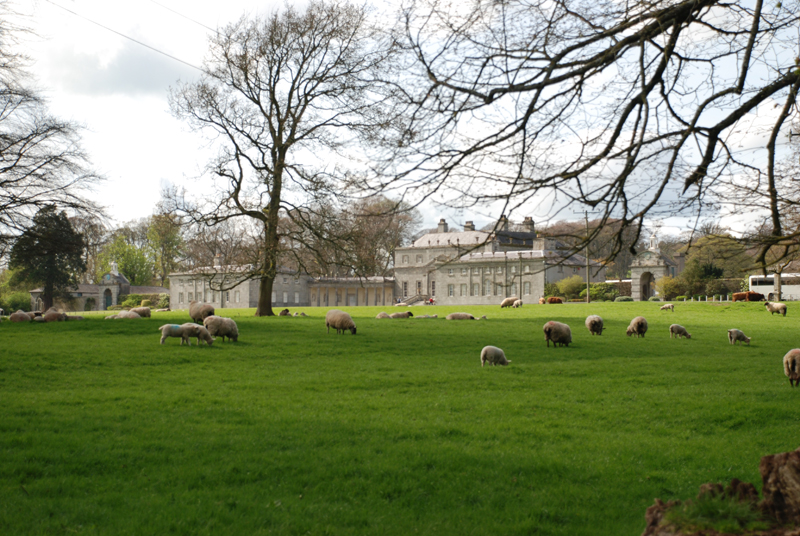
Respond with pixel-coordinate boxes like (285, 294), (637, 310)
(0, 302), (798, 535)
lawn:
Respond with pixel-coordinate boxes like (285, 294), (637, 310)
(0, 301), (798, 535)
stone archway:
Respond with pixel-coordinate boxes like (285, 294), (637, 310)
(104, 289), (112, 310)
(640, 272), (654, 300)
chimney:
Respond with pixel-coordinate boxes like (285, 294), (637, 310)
(437, 218), (448, 233)
(499, 215), (509, 231)
(213, 253), (223, 269)
(463, 221), (475, 231)
(522, 216), (535, 233)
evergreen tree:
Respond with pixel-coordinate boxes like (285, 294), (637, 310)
(9, 206), (86, 310)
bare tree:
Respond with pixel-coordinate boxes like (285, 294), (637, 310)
(372, 0), (800, 265)
(169, 0), (391, 315)
(0, 1), (102, 257)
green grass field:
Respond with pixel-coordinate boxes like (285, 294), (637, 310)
(1, 301), (798, 535)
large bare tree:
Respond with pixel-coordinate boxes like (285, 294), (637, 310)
(0, 1), (101, 257)
(374, 0), (800, 265)
(169, 0), (391, 315)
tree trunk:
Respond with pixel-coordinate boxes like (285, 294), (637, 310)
(256, 274), (275, 316)
(43, 280), (54, 311)
(775, 272), (782, 301)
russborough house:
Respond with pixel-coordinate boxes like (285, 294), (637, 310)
(393, 217), (606, 305)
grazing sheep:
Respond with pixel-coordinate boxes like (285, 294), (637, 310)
(660, 303), (674, 312)
(105, 314), (119, 319)
(784, 349), (800, 387)
(389, 311), (414, 319)
(42, 310), (65, 322)
(547, 297), (563, 304)
(325, 309), (357, 335)
(669, 324), (691, 339)
(585, 315), (604, 336)
(154, 308), (170, 312)
(626, 316), (648, 338)
(299, 312), (307, 316)
(159, 323), (214, 346)
(203, 315), (239, 342)
(414, 314), (438, 319)
(279, 309), (290, 316)
(25, 312), (37, 320)
(500, 296), (519, 308)
(479, 315), (488, 320)
(538, 297), (546, 304)
(512, 299), (523, 308)
(32, 316), (45, 323)
(446, 312), (475, 320)
(543, 321), (572, 347)
(727, 329), (751, 346)
(116, 310), (142, 319)
(130, 306), (151, 318)
(9, 310), (31, 322)
(765, 302), (787, 316)
(376, 312), (391, 319)
(189, 301), (215, 323)
(480, 346), (511, 367)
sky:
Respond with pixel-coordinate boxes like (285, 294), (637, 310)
(14, 0), (796, 240)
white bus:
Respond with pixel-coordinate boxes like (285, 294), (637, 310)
(749, 273), (800, 301)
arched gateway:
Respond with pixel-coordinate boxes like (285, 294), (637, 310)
(630, 234), (679, 301)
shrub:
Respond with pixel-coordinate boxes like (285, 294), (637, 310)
(141, 299), (152, 307)
(693, 294), (705, 301)
(84, 297), (96, 311)
(615, 296), (633, 302)
(107, 305), (124, 311)
(580, 282), (619, 302)
(655, 275), (684, 300)
(156, 293), (169, 309)
(648, 296), (661, 302)
(1, 291), (31, 312)
(544, 282), (559, 298)
(556, 275), (586, 299)
(675, 295), (687, 301)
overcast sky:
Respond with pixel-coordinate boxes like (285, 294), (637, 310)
(16, 0), (793, 239)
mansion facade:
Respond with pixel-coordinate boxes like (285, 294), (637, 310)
(393, 217), (606, 305)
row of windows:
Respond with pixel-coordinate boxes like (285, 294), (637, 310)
(178, 277), (301, 287)
(447, 282), (531, 297)
(272, 291), (301, 304)
(447, 265), (531, 276)
(178, 290), (241, 304)
(401, 254), (425, 264)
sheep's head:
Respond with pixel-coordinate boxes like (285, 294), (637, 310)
(685, 333), (692, 339)
(626, 326), (634, 337)
(349, 326), (357, 335)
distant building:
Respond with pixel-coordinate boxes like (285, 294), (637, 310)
(29, 262), (167, 311)
(630, 234), (685, 300)
(393, 216), (606, 305)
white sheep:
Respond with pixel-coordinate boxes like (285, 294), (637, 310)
(325, 309), (357, 334)
(42, 308), (66, 322)
(626, 316), (648, 338)
(130, 306), (151, 318)
(159, 323), (214, 346)
(500, 296), (519, 308)
(669, 324), (691, 339)
(543, 321), (572, 347)
(117, 310), (142, 319)
(376, 312), (391, 319)
(512, 299), (523, 308)
(660, 303), (674, 312)
(727, 329), (751, 346)
(189, 300), (215, 323)
(784, 349), (800, 387)
(389, 311), (414, 319)
(414, 314), (438, 318)
(481, 346), (511, 367)
(203, 315), (239, 342)
(9, 310), (30, 322)
(446, 312), (475, 320)
(585, 315), (604, 336)
(765, 302), (787, 316)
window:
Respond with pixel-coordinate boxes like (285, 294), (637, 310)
(179, 279), (184, 287)
(272, 291), (277, 302)
(416, 281), (422, 295)
(510, 283), (517, 296)
(402, 255), (409, 264)
(283, 291), (289, 303)
(496, 283), (503, 295)
(234, 290), (240, 302)
(416, 255), (423, 263)
(524, 265), (530, 273)
(179, 292), (184, 304)
(430, 281), (436, 296)
(294, 279), (299, 285)
(188, 292), (193, 301)
(448, 284), (454, 297)
(558, 265), (564, 273)
(511, 266), (517, 273)
(403, 281), (408, 296)
(486, 267), (492, 274)
(205, 290), (211, 302)
(497, 267), (503, 274)
(484, 279), (492, 295)
(472, 283), (480, 296)
(573, 267), (579, 274)
(294, 292), (299, 303)
(213, 292), (217, 302)
(472, 267), (480, 274)
(283, 277), (288, 284)
(448, 269), (454, 276)
(461, 268), (467, 275)
(226, 291), (230, 302)
(524, 282), (531, 295)
(460, 284), (467, 296)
